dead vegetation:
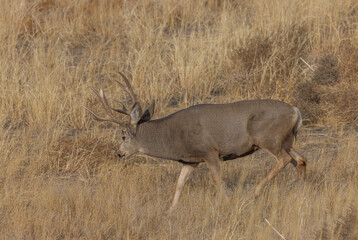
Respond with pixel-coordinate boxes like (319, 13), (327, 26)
(0, 0), (358, 239)
(49, 133), (119, 174)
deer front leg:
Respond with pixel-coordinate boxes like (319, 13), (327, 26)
(170, 163), (198, 212)
(254, 149), (292, 196)
(204, 152), (228, 200)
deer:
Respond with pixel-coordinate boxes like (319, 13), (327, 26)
(85, 72), (307, 212)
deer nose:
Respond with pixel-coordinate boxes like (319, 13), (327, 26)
(118, 153), (124, 158)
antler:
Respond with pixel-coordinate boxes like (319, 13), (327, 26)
(84, 78), (127, 127)
(112, 72), (142, 116)
(85, 72), (144, 127)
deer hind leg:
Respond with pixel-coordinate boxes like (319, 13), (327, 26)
(288, 148), (307, 180)
(281, 132), (307, 180)
(254, 148), (292, 196)
(204, 152), (228, 200)
(170, 163), (198, 212)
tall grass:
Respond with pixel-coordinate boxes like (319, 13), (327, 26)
(0, 0), (357, 239)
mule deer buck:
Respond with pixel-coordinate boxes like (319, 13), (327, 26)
(85, 73), (307, 211)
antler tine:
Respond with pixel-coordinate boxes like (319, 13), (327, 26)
(83, 105), (113, 122)
(85, 79), (127, 127)
(113, 79), (131, 96)
(118, 72), (138, 108)
(110, 98), (129, 115)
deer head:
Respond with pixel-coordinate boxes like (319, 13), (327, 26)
(84, 72), (155, 158)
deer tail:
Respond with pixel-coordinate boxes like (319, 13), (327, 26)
(293, 107), (302, 140)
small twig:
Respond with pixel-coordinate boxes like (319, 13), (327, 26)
(265, 218), (287, 240)
(300, 57), (314, 71)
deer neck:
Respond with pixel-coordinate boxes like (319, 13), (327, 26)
(134, 120), (174, 159)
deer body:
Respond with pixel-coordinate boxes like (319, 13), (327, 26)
(86, 73), (307, 212)
(135, 100), (297, 163)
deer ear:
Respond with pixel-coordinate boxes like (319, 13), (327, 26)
(138, 101), (155, 124)
(130, 102), (142, 126)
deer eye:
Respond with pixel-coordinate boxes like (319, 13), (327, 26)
(122, 136), (126, 141)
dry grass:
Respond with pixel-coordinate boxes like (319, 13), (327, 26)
(0, 0), (358, 239)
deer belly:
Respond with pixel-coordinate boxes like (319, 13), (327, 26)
(220, 145), (259, 161)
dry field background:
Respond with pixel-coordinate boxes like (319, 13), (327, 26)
(0, 0), (358, 239)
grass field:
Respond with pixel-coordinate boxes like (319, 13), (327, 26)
(0, 0), (357, 239)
